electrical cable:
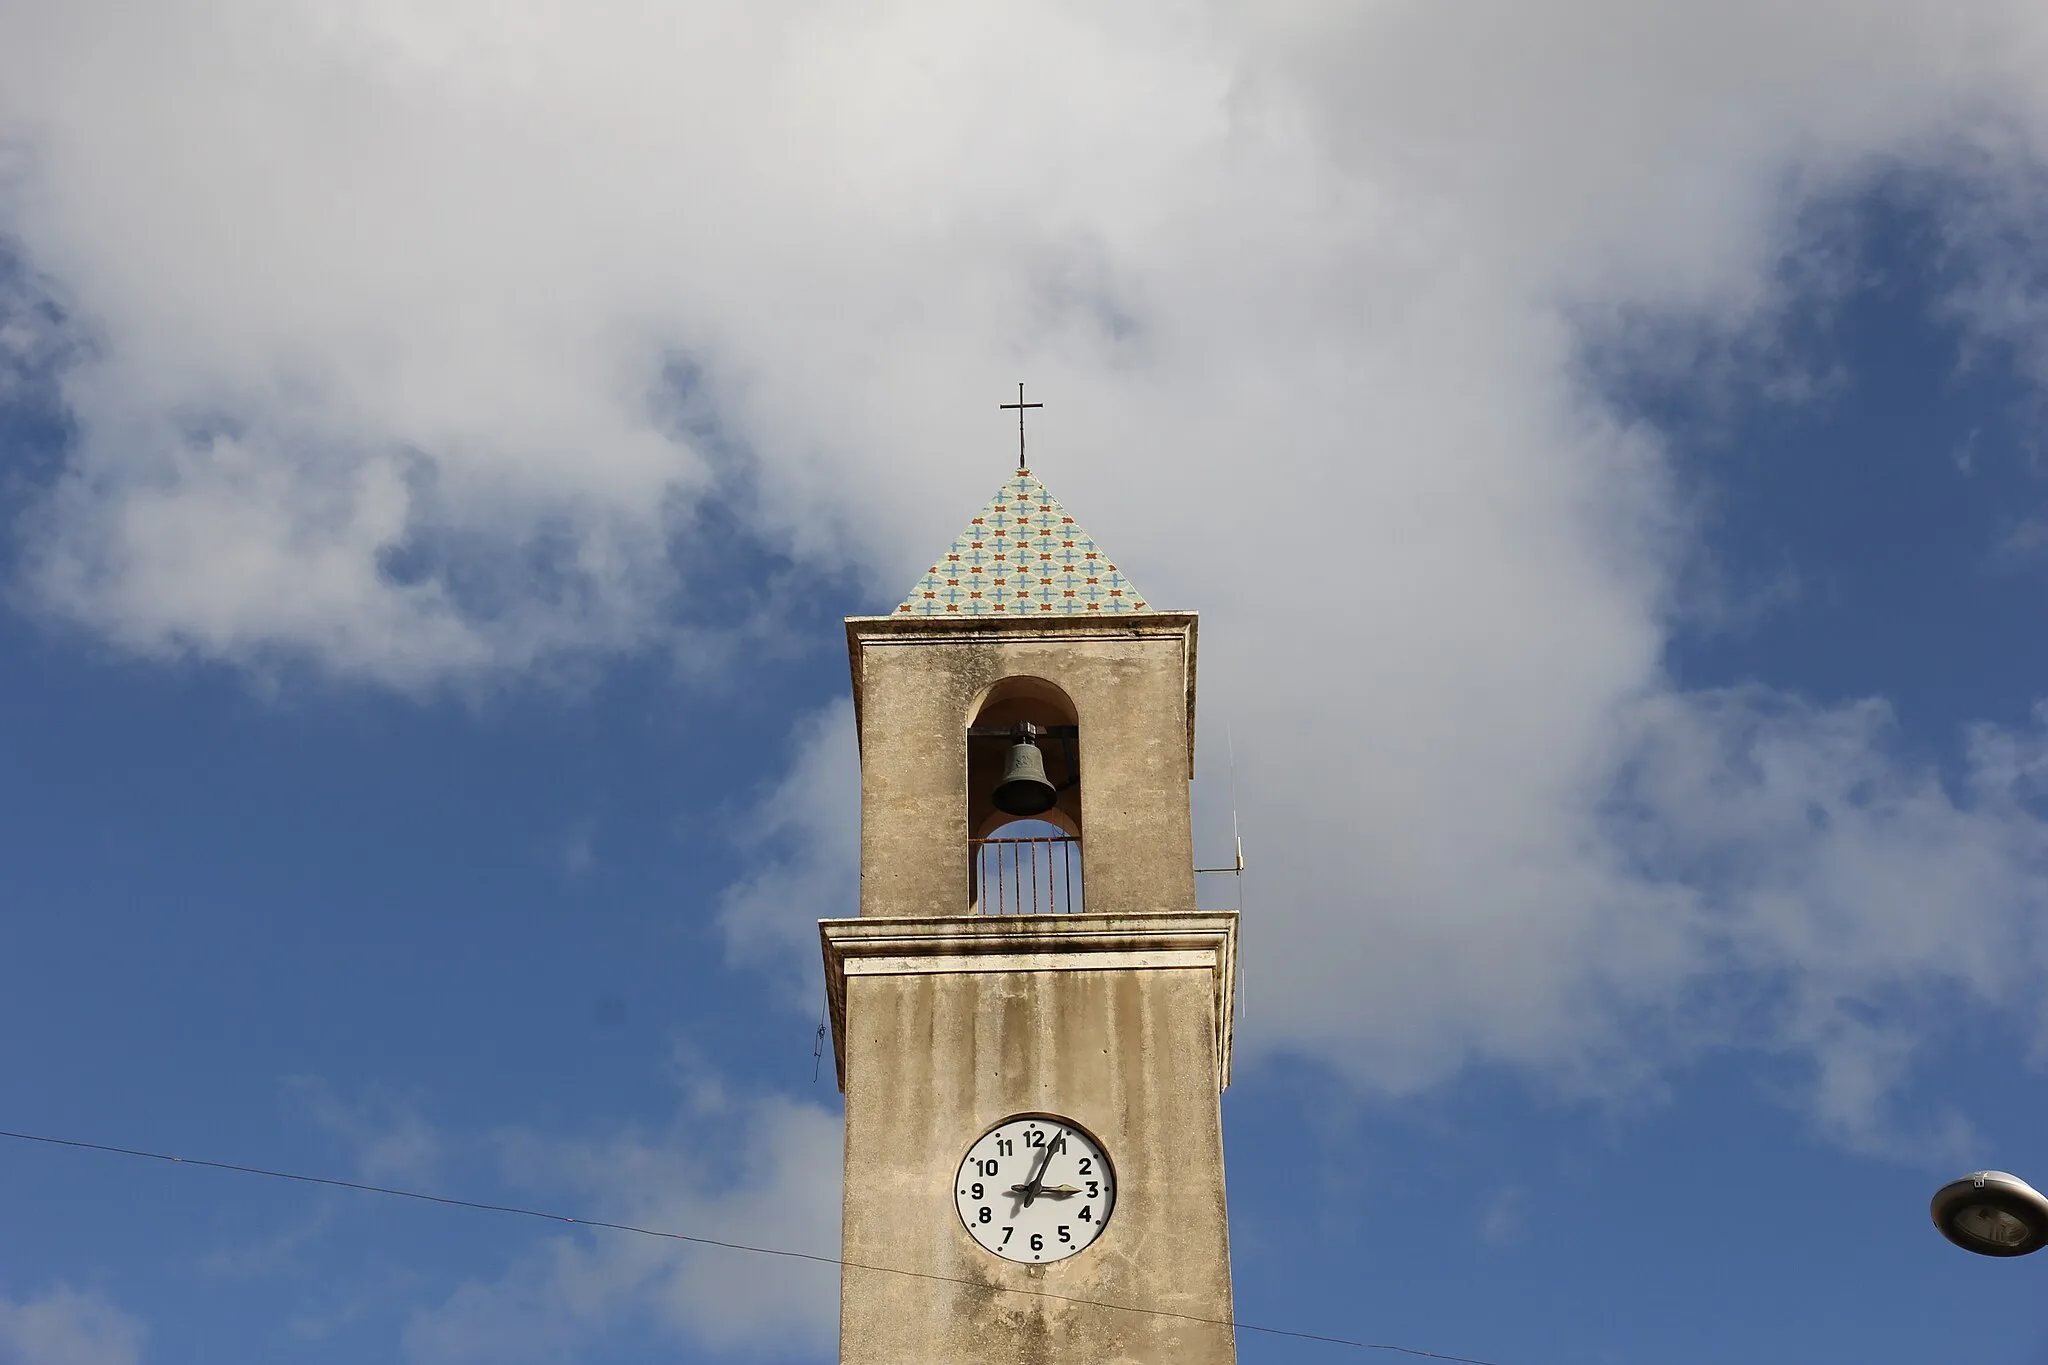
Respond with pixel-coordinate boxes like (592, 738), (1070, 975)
(0, 1125), (1504, 1364)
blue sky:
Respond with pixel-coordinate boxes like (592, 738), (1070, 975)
(8, 3), (2048, 1363)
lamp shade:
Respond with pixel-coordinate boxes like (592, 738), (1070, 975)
(1931, 1171), (2048, 1257)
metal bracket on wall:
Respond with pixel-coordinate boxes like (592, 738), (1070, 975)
(966, 725), (1078, 738)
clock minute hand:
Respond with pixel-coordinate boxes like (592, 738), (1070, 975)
(1022, 1128), (1065, 1208)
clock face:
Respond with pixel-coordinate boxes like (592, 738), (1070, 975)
(955, 1115), (1115, 1264)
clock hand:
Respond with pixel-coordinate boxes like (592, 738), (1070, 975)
(1022, 1128), (1064, 1209)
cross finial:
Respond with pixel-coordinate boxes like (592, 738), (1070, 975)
(999, 382), (1042, 472)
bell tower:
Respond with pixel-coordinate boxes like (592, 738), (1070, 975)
(820, 465), (1239, 1364)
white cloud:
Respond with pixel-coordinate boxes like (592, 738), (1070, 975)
(404, 1081), (841, 1364)
(284, 1076), (442, 1184)
(8, 0), (2048, 1139)
(0, 1287), (145, 1365)
(717, 701), (859, 1008)
(559, 817), (597, 877)
(1478, 1188), (1524, 1248)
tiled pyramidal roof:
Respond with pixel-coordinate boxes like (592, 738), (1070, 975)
(896, 470), (1150, 616)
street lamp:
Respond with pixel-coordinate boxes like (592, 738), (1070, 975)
(1930, 1171), (2048, 1257)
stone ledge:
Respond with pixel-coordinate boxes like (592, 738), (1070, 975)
(819, 911), (1238, 1093)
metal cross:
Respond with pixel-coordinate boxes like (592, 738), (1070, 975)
(999, 383), (1042, 471)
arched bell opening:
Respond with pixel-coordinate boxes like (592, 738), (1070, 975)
(967, 677), (1083, 914)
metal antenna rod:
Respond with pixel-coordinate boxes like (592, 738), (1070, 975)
(1193, 720), (1249, 1022)
(999, 382), (1042, 471)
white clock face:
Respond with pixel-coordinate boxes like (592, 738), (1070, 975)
(955, 1115), (1115, 1264)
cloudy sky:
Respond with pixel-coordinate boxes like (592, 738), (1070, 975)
(6, 0), (2048, 1360)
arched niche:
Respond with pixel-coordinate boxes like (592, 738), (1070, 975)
(966, 675), (1081, 839)
(966, 676), (1085, 914)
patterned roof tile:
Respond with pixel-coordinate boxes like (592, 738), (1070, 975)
(896, 470), (1150, 617)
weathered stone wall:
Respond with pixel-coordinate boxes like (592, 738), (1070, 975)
(829, 914), (1237, 1365)
(846, 614), (1198, 919)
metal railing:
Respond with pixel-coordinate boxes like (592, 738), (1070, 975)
(971, 834), (1084, 915)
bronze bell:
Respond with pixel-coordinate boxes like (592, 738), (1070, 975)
(992, 736), (1058, 816)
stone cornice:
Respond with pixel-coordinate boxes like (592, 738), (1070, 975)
(819, 911), (1237, 1093)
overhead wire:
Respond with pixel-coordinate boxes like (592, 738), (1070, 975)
(0, 1125), (1504, 1365)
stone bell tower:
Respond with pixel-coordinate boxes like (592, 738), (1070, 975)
(820, 464), (1238, 1364)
